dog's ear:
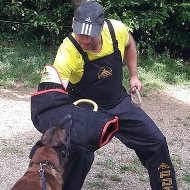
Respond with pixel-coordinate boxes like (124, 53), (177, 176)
(61, 114), (72, 144)
(29, 141), (43, 159)
(59, 114), (72, 129)
(41, 114), (72, 147)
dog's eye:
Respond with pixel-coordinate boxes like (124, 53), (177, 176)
(61, 150), (66, 158)
(61, 150), (68, 165)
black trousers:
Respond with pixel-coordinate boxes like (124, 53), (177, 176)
(62, 95), (178, 190)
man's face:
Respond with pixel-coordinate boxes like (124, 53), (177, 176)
(74, 34), (101, 51)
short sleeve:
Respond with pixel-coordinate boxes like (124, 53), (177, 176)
(53, 38), (76, 80)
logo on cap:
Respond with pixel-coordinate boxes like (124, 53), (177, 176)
(81, 23), (92, 36)
(85, 17), (91, 22)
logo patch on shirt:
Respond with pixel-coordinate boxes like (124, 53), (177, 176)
(98, 67), (112, 79)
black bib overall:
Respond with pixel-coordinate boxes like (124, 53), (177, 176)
(68, 20), (126, 109)
(64, 20), (178, 190)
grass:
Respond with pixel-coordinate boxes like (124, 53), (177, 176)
(0, 40), (190, 89)
(105, 158), (114, 169)
(1, 142), (24, 156)
(0, 41), (56, 88)
(120, 157), (145, 174)
(87, 180), (109, 189)
(183, 173), (190, 183)
(109, 174), (122, 182)
(140, 54), (190, 87)
(123, 53), (190, 90)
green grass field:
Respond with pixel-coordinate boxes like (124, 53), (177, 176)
(0, 41), (190, 89)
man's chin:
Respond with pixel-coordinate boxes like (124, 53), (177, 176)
(79, 43), (89, 50)
(82, 46), (89, 50)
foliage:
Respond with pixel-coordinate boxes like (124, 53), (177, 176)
(0, 0), (190, 59)
(0, 0), (73, 46)
(0, 42), (56, 88)
(123, 52), (190, 90)
(100, 0), (190, 59)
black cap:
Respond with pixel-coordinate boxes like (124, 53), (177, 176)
(73, 1), (104, 37)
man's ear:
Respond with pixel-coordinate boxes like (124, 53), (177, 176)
(72, 17), (75, 29)
(101, 25), (103, 33)
(100, 22), (104, 33)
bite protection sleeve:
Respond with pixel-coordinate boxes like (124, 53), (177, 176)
(31, 65), (119, 150)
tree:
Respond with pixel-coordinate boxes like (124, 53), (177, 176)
(0, 0), (189, 59)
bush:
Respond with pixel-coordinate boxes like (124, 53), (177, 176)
(0, 0), (73, 46)
(102, 0), (190, 59)
(0, 0), (190, 59)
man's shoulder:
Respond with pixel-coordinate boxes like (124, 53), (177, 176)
(59, 34), (78, 52)
(103, 19), (129, 45)
(62, 35), (73, 46)
(103, 19), (128, 34)
(104, 19), (128, 35)
(105, 19), (126, 29)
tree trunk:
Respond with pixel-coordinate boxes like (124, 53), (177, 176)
(71, 0), (85, 10)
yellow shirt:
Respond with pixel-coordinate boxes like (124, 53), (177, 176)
(53, 19), (129, 84)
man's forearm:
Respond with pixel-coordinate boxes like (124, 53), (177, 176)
(124, 33), (138, 79)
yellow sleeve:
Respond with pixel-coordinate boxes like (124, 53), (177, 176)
(53, 37), (76, 81)
(121, 21), (129, 45)
(113, 19), (129, 44)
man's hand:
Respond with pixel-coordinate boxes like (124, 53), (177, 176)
(129, 76), (142, 94)
(129, 76), (143, 107)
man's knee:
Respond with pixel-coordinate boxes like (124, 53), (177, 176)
(152, 131), (167, 147)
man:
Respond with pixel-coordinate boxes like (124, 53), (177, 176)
(53, 1), (178, 189)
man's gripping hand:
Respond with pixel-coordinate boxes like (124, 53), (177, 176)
(38, 64), (65, 91)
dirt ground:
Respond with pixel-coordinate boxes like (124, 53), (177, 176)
(0, 85), (190, 190)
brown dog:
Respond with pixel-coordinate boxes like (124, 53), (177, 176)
(11, 114), (72, 190)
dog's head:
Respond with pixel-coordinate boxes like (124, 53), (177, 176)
(30, 114), (72, 164)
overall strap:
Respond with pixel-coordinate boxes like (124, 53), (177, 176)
(68, 33), (89, 62)
(105, 20), (119, 51)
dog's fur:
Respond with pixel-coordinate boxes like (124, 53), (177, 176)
(11, 114), (72, 190)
